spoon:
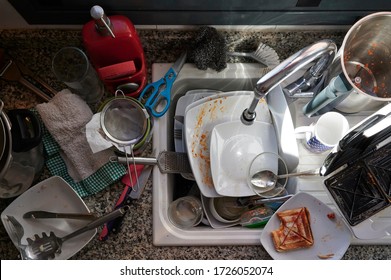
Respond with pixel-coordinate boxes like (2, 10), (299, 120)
(250, 168), (320, 189)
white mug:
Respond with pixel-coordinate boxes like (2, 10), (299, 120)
(295, 112), (349, 153)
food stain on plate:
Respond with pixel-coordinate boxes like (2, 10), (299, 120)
(191, 97), (228, 188)
(185, 91), (272, 197)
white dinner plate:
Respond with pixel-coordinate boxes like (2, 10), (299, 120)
(1, 176), (96, 260)
(210, 120), (278, 197)
(260, 192), (352, 260)
(184, 91), (272, 197)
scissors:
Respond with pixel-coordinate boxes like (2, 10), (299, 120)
(139, 52), (187, 118)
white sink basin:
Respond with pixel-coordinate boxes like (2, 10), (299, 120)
(152, 63), (391, 246)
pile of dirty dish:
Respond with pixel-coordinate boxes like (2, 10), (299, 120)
(173, 88), (299, 229)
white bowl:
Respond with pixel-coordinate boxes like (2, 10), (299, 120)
(201, 195), (240, 229)
(209, 197), (245, 223)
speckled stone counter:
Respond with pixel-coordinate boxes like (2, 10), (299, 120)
(0, 28), (390, 260)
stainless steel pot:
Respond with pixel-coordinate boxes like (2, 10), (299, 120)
(0, 109), (6, 161)
(0, 111), (12, 181)
(0, 108), (44, 198)
(303, 12), (391, 116)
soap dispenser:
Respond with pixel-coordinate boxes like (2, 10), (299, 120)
(82, 5), (147, 97)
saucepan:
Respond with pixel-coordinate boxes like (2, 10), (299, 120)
(303, 12), (391, 116)
(0, 106), (44, 198)
(0, 107), (12, 182)
(0, 101), (6, 161)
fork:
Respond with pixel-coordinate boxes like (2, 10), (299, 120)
(4, 215), (27, 259)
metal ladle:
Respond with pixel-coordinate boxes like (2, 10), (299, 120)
(250, 168), (320, 189)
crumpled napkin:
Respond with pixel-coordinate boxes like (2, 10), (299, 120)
(85, 112), (135, 155)
(85, 112), (113, 154)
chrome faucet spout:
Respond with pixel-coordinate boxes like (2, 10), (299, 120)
(283, 52), (333, 97)
(241, 39), (337, 125)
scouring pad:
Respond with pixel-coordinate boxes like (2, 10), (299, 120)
(188, 26), (227, 72)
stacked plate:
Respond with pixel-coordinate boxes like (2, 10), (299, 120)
(174, 89), (219, 154)
(174, 87), (299, 198)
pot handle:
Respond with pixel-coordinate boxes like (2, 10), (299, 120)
(302, 73), (352, 117)
(8, 109), (42, 152)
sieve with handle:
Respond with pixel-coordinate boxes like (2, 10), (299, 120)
(100, 90), (150, 188)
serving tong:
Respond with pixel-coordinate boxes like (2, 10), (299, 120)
(20, 206), (128, 260)
(23, 210), (97, 220)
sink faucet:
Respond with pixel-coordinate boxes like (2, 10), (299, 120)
(283, 52), (334, 98)
(241, 39), (337, 125)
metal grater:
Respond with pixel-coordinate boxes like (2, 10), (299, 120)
(158, 151), (192, 174)
(115, 151), (193, 175)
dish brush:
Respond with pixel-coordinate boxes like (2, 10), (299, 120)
(227, 42), (280, 68)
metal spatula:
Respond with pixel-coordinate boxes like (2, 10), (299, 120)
(113, 151), (193, 175)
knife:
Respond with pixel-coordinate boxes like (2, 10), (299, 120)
(23, 211), (97, 220)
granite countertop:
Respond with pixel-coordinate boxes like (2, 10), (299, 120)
(0, 28), (390, 260)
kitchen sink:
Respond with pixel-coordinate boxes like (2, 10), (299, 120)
(151, 63), (391, 246)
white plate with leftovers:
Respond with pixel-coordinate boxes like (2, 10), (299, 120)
(1, 176), (96, 260)
(260, 192), (351, 260)
(174, 89), (219, 153)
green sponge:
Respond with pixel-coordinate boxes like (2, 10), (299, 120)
(188, 26), (227, 72)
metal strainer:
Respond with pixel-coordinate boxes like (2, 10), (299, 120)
(100, 90), (150, 188)
(100, 92), (148, 147)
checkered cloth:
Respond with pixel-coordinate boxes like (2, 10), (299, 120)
(33, 109), (127, 198)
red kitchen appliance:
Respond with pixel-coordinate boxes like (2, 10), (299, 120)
(82, 5), (147, 97)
